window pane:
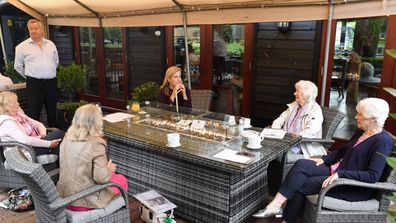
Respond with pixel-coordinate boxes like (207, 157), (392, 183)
(103, 27), (124, 100)
(330, 17), (387, 138)
(174, 26), (200, 87)
(212, 24), (245, 115)
(79, 27), (98, 96)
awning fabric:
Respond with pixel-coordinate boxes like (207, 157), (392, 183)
(8, 0), (396, 27)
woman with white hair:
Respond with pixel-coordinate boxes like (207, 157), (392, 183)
(271, 80), (325, 158)
(254, 98), (392, 223)
(0, 91), (63, 156)
(57, 104), (128, 211)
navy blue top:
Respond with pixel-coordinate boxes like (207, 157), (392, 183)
(322, 130), (392, 201)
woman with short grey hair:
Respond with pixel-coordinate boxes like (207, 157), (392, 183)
(254, 98), (392, 223)
(272, 80), (325, 158)
(356, 97), (389, 128)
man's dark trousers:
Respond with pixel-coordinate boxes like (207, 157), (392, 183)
(26, 77), (58, 127)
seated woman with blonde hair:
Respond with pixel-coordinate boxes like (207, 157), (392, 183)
(159, 66), (192, 108)
(0, 91), (64, 157)
(57, 104), (128, 211)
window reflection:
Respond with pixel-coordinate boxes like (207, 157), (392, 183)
(212, 24), (244, 116)
(79, 27), (97, 95)
(330, 17), (387, 138)
(173, 26), (200, 87)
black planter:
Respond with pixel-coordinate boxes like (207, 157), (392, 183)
(57, 109), (74, 131)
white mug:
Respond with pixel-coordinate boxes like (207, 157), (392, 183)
(243, 118), (251, 128)
(248, 134), (264, 148)
(228, 115), (236, 124)
(167, 133), (180, 146)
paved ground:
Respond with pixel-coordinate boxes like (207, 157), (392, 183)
(0, 188), (283, 223)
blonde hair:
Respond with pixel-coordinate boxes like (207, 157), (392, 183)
(0, 91), (18, 115)
(356, 98), (389, 128)
(160, 66), (181, 96)
(65, 104), (103, 141)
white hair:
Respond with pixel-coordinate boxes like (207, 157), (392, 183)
(356, 98), (389, 128)
(295, 80), (318, 102)
(65, 104), (103, 141)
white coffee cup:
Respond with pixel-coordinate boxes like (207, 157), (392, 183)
(228, 115), (236, 124)
(247, 134), (264, 148)
(167, 133), (180, 147)
(243, 118), (251, 128)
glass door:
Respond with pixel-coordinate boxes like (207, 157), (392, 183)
(79, 27), (98, 96)
(173, 26), (202, 88)
(77, 27), (127, 108)
(103, 27), (124, 100)
(211, 24), (245, 116)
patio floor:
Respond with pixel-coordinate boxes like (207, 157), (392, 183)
(0, 188), (283, 223)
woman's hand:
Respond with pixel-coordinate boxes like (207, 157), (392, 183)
(308, 157), (324, 166)
(178, 84), (188, 100)
(322, 173), (339, 188)
(170, 84), (187, 101)
(107, 159), (117, 173)
(50, 139), (61, 148)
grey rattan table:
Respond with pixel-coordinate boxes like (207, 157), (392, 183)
(104, 103), (300, 223)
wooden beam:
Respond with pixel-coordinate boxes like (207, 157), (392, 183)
(8, 0), (44, 21)
(8, 0), (48, 38)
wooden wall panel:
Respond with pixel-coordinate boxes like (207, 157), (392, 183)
(49, 26), (74, 66)
(251, 21), (322, 127)
(126, 27), (165, 93)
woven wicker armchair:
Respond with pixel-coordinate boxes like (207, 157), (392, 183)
(303, 133), (396, 223)
(0, 141), (36, 188)
(277, 106), (346, 181)
(191, 89), (213, 111)
(4, 147), (131, 223)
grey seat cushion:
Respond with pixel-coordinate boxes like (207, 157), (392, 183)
(65, 195), (126, 223)
(306, 194), (379, 212)
(37, 154), (58, 165)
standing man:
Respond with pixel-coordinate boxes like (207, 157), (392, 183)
(14, 19), (58, 127)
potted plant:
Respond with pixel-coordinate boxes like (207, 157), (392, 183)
(4, 61), (25, 83)
(128, 81), (159, 112)
(56, 63), (88, 130)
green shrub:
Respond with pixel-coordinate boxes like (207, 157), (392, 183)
(226, 42), (244, 57)
(386, 155), (396, 222)
(57, 63), (87, 112)
(129, 81), (159, 104)
(56, 100), (88, 111)
(57, 63), (87, 102)
(3, 62), (25, 83)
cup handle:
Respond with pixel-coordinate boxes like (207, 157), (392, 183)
(260, 136), (264, 141)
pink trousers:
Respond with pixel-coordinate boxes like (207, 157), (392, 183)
(67, 173), (128, 212)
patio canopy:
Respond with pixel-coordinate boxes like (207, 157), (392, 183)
(8, 0), (396, 27)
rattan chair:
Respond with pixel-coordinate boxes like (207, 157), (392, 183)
(191, 89), (213, 111)
(303, 133), (396, 223)
(0, 141), (35, 188)
(280, 106), (346, 180)
(4, 147), (131, 223)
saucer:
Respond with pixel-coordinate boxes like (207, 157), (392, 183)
(247, 144), (262, 149)
(243, 125), (252, 129)
(166, 143), (181, 148)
